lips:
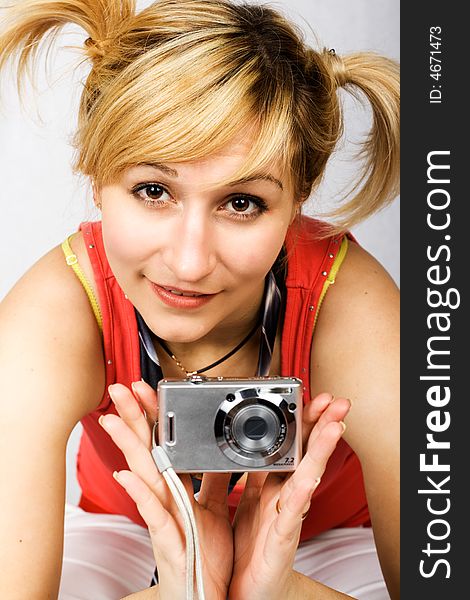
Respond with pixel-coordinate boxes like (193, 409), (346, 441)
(160, 286), (207, 297)
(149, 280), (217, 310)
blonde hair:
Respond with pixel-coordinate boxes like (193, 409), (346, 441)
(0, 0), (399, 231)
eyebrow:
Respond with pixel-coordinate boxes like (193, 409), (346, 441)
(141, 162), (284, 191)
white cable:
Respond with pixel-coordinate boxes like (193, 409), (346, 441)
(160, 469), (195, 599)
(152, 445), (206, 600)
(167, 468), (205, 600)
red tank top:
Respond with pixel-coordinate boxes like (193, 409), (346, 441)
(77, 216), (370, 541)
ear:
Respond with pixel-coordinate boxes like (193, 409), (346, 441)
(289, 200), (302, 225)
(92, 182), (102, 210)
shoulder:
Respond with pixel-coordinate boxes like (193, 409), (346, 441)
(2, 229), (101, 338)
(311, 238), (399, 353)
(0, 234), (105, 434)
(310, 239), (399, 459)
(327, 238), (399, 323)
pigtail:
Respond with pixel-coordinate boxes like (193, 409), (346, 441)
(322, 50), (400, 229)
(0, 0), (135, 95)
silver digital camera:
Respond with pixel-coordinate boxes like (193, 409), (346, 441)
(157, 375), (303, 472)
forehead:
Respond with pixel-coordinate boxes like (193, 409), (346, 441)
(171, 139), (283, 179)
(192, 129), (283, 171)
(126, 130), (290, 191)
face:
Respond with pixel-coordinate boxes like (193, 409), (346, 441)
(97, 137), (297, 345)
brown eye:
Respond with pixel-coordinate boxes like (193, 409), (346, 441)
(231, 197), (252, 212)
(145, 184), (165, 200)
(222, 195), (268, 221)
(132, 183), (171, 207)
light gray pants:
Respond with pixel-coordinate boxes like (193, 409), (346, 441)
(59, 504), (389, 600)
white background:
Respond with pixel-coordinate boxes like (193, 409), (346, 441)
(0, 0), (399, 504)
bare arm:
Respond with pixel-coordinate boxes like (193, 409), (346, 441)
(0, 244), (105, 598)
(310, 241), (400, 599)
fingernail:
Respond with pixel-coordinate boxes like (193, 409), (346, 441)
(340, 421), (347, 433)
(98, 415), (105, 427)
(318, 394), (333, 408)
(309, 394), (331, 414)
(112, 471), (121, 483)
(328, 395), (335, 404)
(311, 477), (321, 493)
(131, 381), (139, 394)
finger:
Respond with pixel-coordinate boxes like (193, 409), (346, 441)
(113, 470), (185, 557)
(197, 473), (231, 514)
(306, 397), (351, 448)
(108, 383), (152, 449)
(279, 420), (346, 509)
(131, 380), (159, 424)
(180, 473), (199, 505)
(244, 471), (269, 500)
(299, 419), (346, 482)
(301, 392), (333, 449)
(263, 478), (315, 571)
(267, 398), (350, 498)
(232, 471), (269, 532)
(100, 413), (174, 508)
(234, 471), (269, 515)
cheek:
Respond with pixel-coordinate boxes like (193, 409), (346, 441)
(101, 207), (153, 277)
(219, 224), (287, 282)
(102, 223), (135, 265)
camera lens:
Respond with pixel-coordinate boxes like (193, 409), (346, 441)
(243, 416), (268, 440)
(231, 405), (280, 452)
(214, 385), (298, 468)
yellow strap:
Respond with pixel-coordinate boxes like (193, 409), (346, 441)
(326, 235), (349, 285)
(313, 235), (349, 332)
(61, 234), (103, 332)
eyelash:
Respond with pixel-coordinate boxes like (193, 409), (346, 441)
(130, 183), (269, 221)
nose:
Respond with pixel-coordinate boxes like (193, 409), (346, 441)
(163, 208), (217, 284)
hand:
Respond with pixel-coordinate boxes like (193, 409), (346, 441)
(228, 395), (351, 600)
(99, 381), (233, 600)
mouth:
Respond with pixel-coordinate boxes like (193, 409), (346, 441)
(148, 280), (218, 309)
(159, 285), (210, 297)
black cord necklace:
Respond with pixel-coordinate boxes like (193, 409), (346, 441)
(155, 320), (260, 376)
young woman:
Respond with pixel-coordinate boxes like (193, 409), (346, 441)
(0, 1), (399, 599)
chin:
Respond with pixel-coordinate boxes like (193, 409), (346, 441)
(144, 313), (214, 343)
(163, 330), (209, 344)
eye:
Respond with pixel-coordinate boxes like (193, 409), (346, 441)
(131, 183), (171, 207)
(223, 195), (268, 220)
(230, 197), (254, 212)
